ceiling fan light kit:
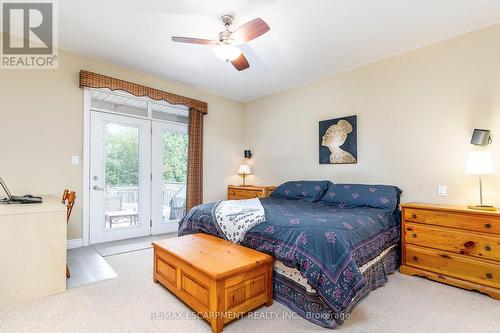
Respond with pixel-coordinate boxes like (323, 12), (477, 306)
(171, 15), (270, 71)
(213, 42), (242, 62)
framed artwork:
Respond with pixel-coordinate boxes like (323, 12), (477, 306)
(319, 115), (357, 164)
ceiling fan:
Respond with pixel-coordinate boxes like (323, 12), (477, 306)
(171, 15), (270, 71)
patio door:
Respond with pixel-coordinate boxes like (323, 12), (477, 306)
(90, 112), (151, 244)
(151, 122), (188, 234)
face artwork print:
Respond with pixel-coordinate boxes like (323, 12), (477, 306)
(319, 115), (357, 164)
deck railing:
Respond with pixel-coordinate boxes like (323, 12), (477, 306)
(106, 181), (185, 211)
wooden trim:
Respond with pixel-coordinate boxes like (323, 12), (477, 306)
(79, 70), (208, 114)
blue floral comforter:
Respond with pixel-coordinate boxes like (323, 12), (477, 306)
(178, 197), (400, 316)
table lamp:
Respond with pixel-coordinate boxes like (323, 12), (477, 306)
(238, 165), (252, 186)
(467, 151), (496, 211)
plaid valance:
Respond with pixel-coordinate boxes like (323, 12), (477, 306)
(79, 70), (208, 114)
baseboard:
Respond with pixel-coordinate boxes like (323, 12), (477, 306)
(67, 238), (83, 249)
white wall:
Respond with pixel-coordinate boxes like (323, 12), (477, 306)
(0, 38), (244, 239)
(243, 24), (500, 207)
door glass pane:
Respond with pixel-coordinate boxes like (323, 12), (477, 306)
(162, 130), (188, 222)
(151, 102), (188, 123)
(91, 90), (148, 117)
(104, 123), (140, 230)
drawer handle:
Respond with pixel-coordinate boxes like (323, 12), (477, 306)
(485, 245), (492, 252)
(412, 234), (417, 238)
(485, 223), (492, 229)
(412, 256), (418, 262)
(486, 273), (493, 279)
(411, 214), (417, 219)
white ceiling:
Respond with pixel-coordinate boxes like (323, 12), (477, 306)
(58, 0), (500, 102)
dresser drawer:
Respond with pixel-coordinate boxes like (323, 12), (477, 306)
(228, 189), (264, 200)
(404, 208), (500, 235)
(405, 223), (500, 261)
(406, 245), (500, 288)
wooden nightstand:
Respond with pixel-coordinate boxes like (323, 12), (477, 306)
(227, 185), (276, 200)
(400, 203), (500, 300)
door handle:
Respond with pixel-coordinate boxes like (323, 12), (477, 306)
(93, 185), (105, 191)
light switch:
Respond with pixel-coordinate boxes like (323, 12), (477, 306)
(71, 156), (80, 166)
(437, 185), (447, 197)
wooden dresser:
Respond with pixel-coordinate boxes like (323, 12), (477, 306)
(227, 185), (276, 200)
(400, 203), (500, 300)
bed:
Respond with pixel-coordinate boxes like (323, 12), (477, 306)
(178, 181), (402, 328)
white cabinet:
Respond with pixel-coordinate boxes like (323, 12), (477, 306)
(0, 196), (66, 307)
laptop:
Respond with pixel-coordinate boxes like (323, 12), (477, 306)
(0, 177), (42, 204)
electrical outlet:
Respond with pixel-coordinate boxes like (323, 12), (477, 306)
(437, 185), (447, 197)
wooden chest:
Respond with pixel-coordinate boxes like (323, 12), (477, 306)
(152, 233), (274, 333)
(400, 203), (500, 300)
(227, 185), (276, 200)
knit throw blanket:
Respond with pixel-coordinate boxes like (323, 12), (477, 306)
(213, 198), (266, 243)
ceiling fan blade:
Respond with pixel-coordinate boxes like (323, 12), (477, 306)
(231, 18), (270, 44)
(171, 36), (217, 45)
(231, 53), (250, 71)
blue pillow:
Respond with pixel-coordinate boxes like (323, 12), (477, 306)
(271, 180), (332, 202)
(321, 183), (402, 211)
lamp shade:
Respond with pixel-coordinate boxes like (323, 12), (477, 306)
(467, 151), (496, 175)
(471, 129), (492, 146)
(238, 165), (252, 175)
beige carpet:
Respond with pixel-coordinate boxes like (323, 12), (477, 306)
(1, 248), (499, 333)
